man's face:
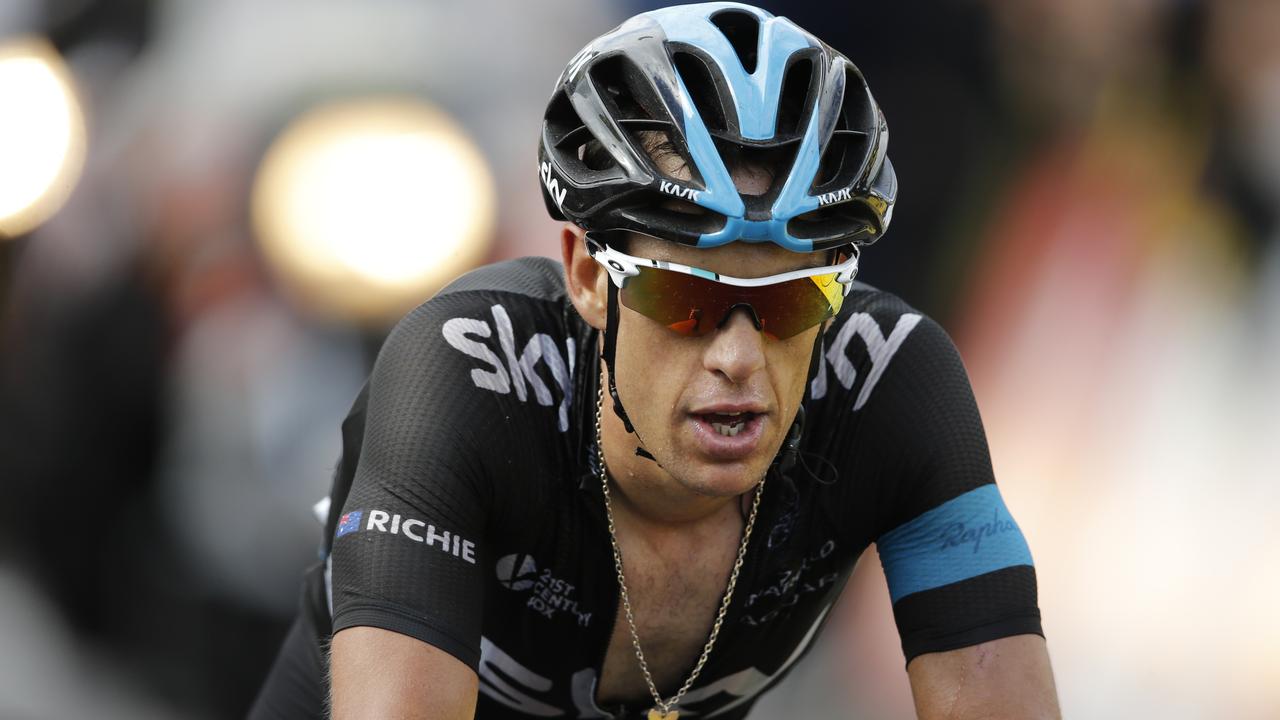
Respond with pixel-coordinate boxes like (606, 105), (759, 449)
(608, 234), (827, 499)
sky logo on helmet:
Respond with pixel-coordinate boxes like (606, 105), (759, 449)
(817, 187), (853, 206)
(659, 180), (700, 202)
(540, 160), (567, 210)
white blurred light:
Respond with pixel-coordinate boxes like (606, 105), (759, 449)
(252, 97), (497, 323)
(0, 37), (87, 240)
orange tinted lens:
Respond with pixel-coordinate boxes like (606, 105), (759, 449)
(618, 267), (839, 339)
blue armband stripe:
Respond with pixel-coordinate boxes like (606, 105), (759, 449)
(877, 484), (1033, 604)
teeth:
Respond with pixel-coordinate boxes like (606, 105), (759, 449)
(711, 422), (743, 437)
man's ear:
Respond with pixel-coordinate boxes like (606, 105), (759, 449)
(561, 224), (608, 330)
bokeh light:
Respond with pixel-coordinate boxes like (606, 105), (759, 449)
(251, 97), (496, 324)
(0, 36), (87, 240)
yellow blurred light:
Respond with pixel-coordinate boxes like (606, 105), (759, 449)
(251, 98), (497, 324)
(0, 37), (87, 240)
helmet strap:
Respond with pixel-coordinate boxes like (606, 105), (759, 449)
(771, 331), (821, 477)
(807, 325), (825, 385)
(602, 282), (664, 465)
(602, 282), (634, 433)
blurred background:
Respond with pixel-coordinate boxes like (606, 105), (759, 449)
(1, 0), (1277, 718)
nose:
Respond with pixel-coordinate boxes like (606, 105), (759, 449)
(703, 307), (766, 384)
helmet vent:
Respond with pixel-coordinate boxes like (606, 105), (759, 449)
(787, 201), (878, 243)
(776, 57), (814, 139)
(546, 88), (619, 176)
(838, 64), (877, 134)
(813, 137), (844, 187)
(623, 190), (725, 235)
(590, 55), (656, 123)
(709, 10), (760, 74)
(545, 88), (583, 141)
(672, 51), (728, 134)
(579, 141), (618, 172)
(812, 64), (876, 190)
(590, 54), (700, 182)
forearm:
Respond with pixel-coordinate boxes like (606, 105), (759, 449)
(907, 634), (1060, 720)
(330, 626), (478, 720)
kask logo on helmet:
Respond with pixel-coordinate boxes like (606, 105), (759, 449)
(659, 179), (701, 202)
(817, 187), (853, 207)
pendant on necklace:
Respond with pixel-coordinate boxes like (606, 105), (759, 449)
(648, 709), (678, 720)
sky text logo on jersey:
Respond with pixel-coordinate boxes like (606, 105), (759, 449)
(809, 312), (922, 408)
(442, 303), (576, 432)
(335, 508), (477, 565)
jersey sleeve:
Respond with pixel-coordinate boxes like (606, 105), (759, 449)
(327, 295), (503, 672)
(829, 306), (1043, 664)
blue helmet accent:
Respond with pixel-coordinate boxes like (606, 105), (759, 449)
(654, 35), (746, 225)
(539, 1), (897, 252)
(650, 3), (812, 141)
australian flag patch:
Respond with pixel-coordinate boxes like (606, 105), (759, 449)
(336, 510), (363, 538)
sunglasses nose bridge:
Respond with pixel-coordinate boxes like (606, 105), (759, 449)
(716, 302), (764, 332)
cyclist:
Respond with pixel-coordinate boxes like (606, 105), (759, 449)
(252, 3), (1060, 718)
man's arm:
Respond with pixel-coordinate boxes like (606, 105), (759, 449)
(330, 627), (478, 720)
(906, 634), (1061, 720)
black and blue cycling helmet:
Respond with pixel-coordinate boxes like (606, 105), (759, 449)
(538, 1), (897, 252)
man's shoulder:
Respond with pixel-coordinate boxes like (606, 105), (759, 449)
(811, 281), (954, 410)
(839, 280), (924, 322)
(368, 255), (587, 437)
(824, 280), (937, 355)
(435, 255), (567, 304)
(381, 256), (581, 366)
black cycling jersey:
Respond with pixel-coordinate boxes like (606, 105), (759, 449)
(250, 256), (1042, 720)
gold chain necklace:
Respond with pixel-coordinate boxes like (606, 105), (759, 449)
(594, 375), (764, 720)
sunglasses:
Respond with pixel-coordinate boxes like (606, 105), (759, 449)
(586, 237), (858, 340)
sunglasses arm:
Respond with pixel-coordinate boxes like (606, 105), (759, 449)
(586, 237), (640, 289)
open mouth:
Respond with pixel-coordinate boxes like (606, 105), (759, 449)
(688, 408), (766, 461)
(701, 412), (757, 437)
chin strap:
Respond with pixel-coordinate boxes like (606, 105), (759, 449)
(770, 329), (823, 480)
(602, 282), (633, 433)
(603, 282), (662, 464)
(773, 404), (804, 476)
